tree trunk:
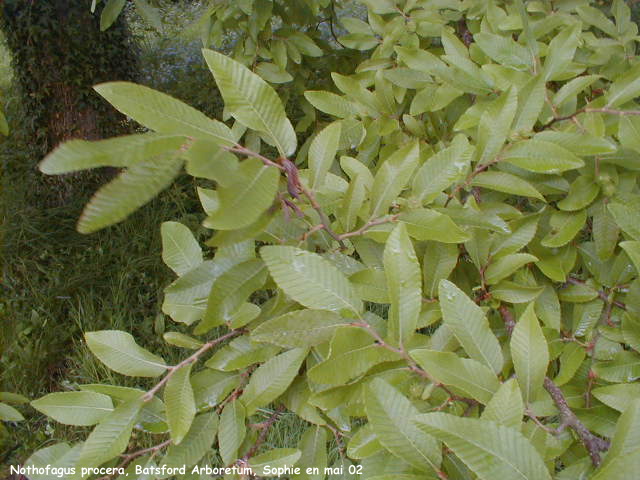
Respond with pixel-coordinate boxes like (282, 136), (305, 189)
(1, 0), (138, 204)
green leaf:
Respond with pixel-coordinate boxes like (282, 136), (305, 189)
(476, 87), (517, 165)
(351, 268), (389, 303)
(304, 91), (356, 119)
(100, 0), (125, 31)
(620, 241), (640, 274)
(384, 223), (422, 345)
(240, 348), (307, 414)
(296, 425), (328, 480)
(484, 254), (539, 285)
(438, 280), (503, 373)
(423, 242), (458, 299)
(309, 122), (342, 189)
(502, 140), (584, 174)
(161, 221), (202, 276)
(591, 448), (640, 480)
(31, 392), (113, 426)
(607, 64), (640, 108)
(202, 49), (296, 156)
(197, 259), (266, 333)
(85, 330), (167, 377)
(370, 140), (420, 217)
(543, 23), (580, 81)
(348, 424), (383, 459)
(491, 281), (543, 304)
(593, 383), (640, 412)
(25, 443), (82, 479)
(492, 215), (539, 257)
(205, 336), (279, 372)
(94, 82), (234, 145)
(608, 202), (640, 240)
(163, 332), (203, 350)
(162, 412), (219, 468)
(554, 343), (586, 386)
(400, 209), (470, 243)
(552, 75), (602, 109)
(77, 155), (182, 234)
(165, 363), (196, 444)
(249, 448), (302, 476)
(596, 399), (640, 474)
(471, 171), (544, 201)
(0, 392), (29, 404)
(0, 402), (24, 421)
(410, 349), (500, 404)
(307, 327), (401, 385)
(474, 32), (533, 70)
(541, 209), (587, 248)
(261, 246), (362, 314)
(592, 351), (640, 382)
(218, 400), (246, 466)
(252, 310), (349, 348)
(510, 303), (549, 404)
(535, 131), (616, 156)
(414, 413), (551, 480)
(623, 313), (640, 353)
(481, 379), (524, 430)
(204, 159), (280, 230)
(412, 135), (471, 205)
(618, 116), (640, 153)
(513, 76), (545, 134)
(366, 378), (441, 473)
(39, 134), (186, 175)
(75, 397), (143, 471)
(191, 370), (241, 408)
(162, 259), (238, 325)
(557, 176), (600, 211)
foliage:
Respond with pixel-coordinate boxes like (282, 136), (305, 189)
(7, 0), (640, 478)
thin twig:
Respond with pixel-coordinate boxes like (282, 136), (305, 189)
(566, 276), (626, 310)
(298, 182), (346, 249)
(242, 406), (285, 460)
(542, 107), (640, 129)
(223, 144), (284, 170)
(97, 439), (172, 480)
(543, 377), (610, 466)
(498, 305), (516, 337)
(338, 214), (400, 240)
(144, 329), (244, 402)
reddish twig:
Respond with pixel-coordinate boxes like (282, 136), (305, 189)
(498, 305), (516, 337)
(338, 214), (400, 240)
(566, 276), (626, 310)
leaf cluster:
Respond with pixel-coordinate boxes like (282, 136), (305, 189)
(8, 0), (640, 478)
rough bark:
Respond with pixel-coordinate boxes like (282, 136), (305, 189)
(1, 0), (138, 204)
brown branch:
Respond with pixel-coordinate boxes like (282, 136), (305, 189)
(541, 107), (640, 130)
(543, 377), (610, 466)
(223, 144), (284, 170)
(444, 158), (499, 207)
(97, 439), (172, 480)
(566, 276), (626, 310)
(498, 304), (516, 337)
(242, 406), (285, 461)
(298, 182), (346, 249)
(338, 214), (399, 240)
(144, 329), (244, 402)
